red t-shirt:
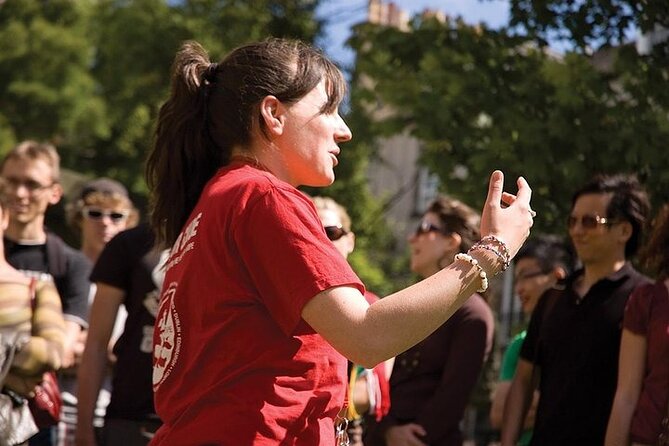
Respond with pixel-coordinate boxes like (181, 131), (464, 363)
(624, 281), (669, 444)
(151, 163), (364, 445)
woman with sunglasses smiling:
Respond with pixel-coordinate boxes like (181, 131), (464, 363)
(145, 38), (534, 445)
(368, 196), (495, 446)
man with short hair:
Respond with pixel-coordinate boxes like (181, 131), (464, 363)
(501, 174), (652, 446)
(1, 140), (92, 446)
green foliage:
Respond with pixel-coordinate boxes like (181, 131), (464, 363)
(0, 0), (397, 291)
(0, 0), (108, 149)
(349, 16), (669, 237)
(504, 0), (668, 51)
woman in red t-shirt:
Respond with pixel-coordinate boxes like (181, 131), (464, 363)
(606, 204), (669, 446)
(145, 38), (535, 445)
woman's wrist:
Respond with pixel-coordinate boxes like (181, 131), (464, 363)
(468, 246), (504, 278)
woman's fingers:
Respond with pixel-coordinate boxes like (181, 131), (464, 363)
(501, 192), (516, 207)
(485, 170), (504, 209)
(515, 176), (532, 205)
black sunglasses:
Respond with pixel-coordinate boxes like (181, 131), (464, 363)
(82, 207), (129, 223)
(414, 220), (445, 237)
(567, 214), (618, 230)
(324, 225), (348, 241)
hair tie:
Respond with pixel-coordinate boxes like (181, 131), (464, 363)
(203, 62), (218, 83)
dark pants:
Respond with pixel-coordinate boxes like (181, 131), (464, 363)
(100, 419), (161, 446)
(29, 426), (56, 446)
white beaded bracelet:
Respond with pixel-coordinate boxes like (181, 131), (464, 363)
(454, 252), (489, 293)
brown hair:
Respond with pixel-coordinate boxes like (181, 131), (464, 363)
(1, 140), (61, 182)
(639, 203), (669, 279)
(427, 196), (481, 253)
(146, 38), (347, 246)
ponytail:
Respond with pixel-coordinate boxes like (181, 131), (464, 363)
(146, 41), (223, 247)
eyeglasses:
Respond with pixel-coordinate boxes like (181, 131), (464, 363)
(515, 270), (547, 282)
(4, 177), (54, 194)
(567, 214), (618, 230)
(82, 207), (129, 223)
(324, 225), (348, 241)
(414, 220), (445, 237)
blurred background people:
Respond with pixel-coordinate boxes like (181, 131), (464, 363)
(502, 174), (651, 446)
(0, 177), (66, 445)
(368, 196), (495, 446)
(489, 235), (572, 445)
(311, 196), (391, 446)
(76, 224), (164, 446)
(605, 203), (669, 446)
(1, 141), (92, 446)
(59, 178), (139, 445)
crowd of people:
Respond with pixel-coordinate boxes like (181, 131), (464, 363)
(0, 36), (666, 446)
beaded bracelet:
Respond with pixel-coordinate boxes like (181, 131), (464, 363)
(454, 252), (489, 293)
(472, 235), (511, 271)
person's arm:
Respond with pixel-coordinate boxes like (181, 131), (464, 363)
(60, 251), (93, 368)
(491, 381), (539, 431)
(500, 358), (538, 446)
(604, 329), (646, 446)
(490, 380), (511, 429)
(11, 281), (66, 375)
(303, 172), (532, 367)
(76, 283), (124, 446)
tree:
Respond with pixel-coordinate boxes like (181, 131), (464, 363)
(348, 15), (669, 236)
(504, 0), (669, 51)
(0, 0), (108, 155)
(0, 0), (396, 292)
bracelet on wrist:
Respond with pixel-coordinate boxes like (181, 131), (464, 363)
(454, 252), (489, 293)
(471, 235), (511, 271)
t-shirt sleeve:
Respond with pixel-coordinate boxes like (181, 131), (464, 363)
(90, 230), (132, 291)
(234, 188), (364, 335)
(60, 249), (92, 327)
(500, 333), (525, 381)
(520, 291), (552, 364)
(623, 284), (653, 336)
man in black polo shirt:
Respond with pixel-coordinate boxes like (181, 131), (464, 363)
(501, 174), (652, 446)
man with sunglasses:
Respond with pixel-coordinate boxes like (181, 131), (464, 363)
(0, 141), (93, 446)
(502, 174), (652, 446)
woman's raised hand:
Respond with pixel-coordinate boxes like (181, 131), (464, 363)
(480, 170), (534, 259)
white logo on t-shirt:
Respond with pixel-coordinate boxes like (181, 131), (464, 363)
(165, 212), (202, 273)
(153, 282), (181, 390)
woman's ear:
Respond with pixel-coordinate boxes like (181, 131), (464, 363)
(447, 232), (462, 252)
(259, 95), (286, 137)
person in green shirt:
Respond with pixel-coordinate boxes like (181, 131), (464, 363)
(490, 235), (572, 445)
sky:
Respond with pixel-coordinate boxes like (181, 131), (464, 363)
(316, 0), (511, 66)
